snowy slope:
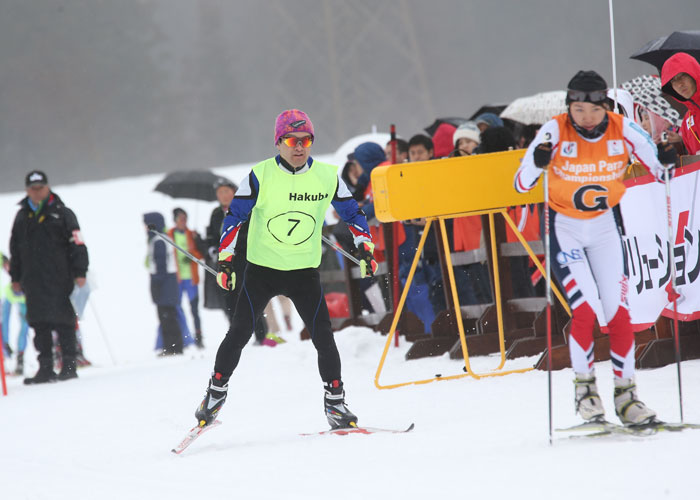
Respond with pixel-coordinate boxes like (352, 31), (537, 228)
(1, 170), (699, 500)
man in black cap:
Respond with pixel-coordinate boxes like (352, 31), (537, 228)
(9, 170), (89, 384)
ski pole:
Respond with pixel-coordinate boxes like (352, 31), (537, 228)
(321, 235), (362, 266)
(543, 168), (553, 445)
(147, 226), (217, 277)
(608, 0), (619, 114)
(150, 225), (360, 274)
(663, 164), (684, 422)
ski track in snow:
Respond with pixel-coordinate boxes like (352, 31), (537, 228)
(1, 170), (699, 500)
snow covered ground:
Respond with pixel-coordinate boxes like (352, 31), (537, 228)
(1, 165), (699, 500)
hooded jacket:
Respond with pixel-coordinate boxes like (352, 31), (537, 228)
(144, 212), (179, 306)
(353, 142), (387, 221)
(661, 53), (700, 155)
(9, 192), (89, 326)
(432, 123), (457, 158)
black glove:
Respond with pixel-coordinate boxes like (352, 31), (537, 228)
(657, 142), (678, 167)
(533, 142), (553, 169)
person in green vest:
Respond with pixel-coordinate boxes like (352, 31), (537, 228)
(168, 207), (205, 349)
(194, 109), (378, 430)
(2, 253), (29, 375)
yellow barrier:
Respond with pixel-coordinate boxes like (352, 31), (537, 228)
(371, 150), (542, 223)
(371, 151), (570, 390)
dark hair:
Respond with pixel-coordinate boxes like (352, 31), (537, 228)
(518, 124), (540, 148)
(478, 127), (516, 154)
(173, 207), (187, 221)
(408, 134), (433, 152)
(341, 161), (355, 186)
(387, 138), (409, 155)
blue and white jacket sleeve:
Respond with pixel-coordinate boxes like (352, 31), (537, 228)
(514, 119), (560, 192)
(331, 173), (372, 247)
(219, 171), (259, 253)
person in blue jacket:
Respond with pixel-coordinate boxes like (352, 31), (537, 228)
(144, 212), (183, 356)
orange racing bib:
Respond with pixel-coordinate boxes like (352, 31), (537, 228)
(549, 112), (629, 219)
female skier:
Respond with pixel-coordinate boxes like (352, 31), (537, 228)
(514, 70), (677, 426)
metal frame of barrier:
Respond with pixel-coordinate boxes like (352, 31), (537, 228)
(374, 208), (571, 390)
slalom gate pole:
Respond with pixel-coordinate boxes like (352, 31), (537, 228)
(148, 226), (217, 277)
(664, 165), (684, 422)
(608, 0), (619, 113)
(321, 235), (362, 266)
(390, 124), (400, 347)
(544, 169), (553, 444)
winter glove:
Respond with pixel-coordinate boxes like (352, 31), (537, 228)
(216, 250), (236, 290)
(533, 142), (553, 169)
(657, 142), (678, 168)
(655, 165), (674, 184)
(357, 241), (379, 278)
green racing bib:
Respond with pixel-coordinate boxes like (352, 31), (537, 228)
(247, 157), (338, 270)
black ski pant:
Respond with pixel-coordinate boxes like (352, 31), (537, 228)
(214, 263), (340, 383)
(225, 257), (268, 343)
(32, 322), (77, 371)
(157, 305), (184, 354)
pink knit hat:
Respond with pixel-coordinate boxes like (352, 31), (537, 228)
(274, 109), (315, 145)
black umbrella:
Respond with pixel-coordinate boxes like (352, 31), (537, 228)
(467, 104), (508, 121)
(424, 117), (469, 137)
(630, 31), (700, 73)
(154, 170), (237, 202)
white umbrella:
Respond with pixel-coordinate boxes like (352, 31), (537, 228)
(500, 90), (567, 125)
(621, 74), (682, 127)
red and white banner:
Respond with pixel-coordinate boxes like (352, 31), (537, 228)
(619, 161), (700, 330)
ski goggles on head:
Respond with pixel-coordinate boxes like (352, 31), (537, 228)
(566, 89), (608, 104)
(280, 135), (313, 148)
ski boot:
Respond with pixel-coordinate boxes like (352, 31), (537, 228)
(24, 365), (57, 385)
(195, 373), (228, 426)
(57, 359), (78, 381)
(14, 352), (24, 376)
(324, 379), (358, 429)
(195, 330), (204, 349)
(614, 377), (656, 425)
(76, 341), (92, 367)
(574, 373), (605, 421)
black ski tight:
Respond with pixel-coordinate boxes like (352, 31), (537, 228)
(214, 263), (341, 383)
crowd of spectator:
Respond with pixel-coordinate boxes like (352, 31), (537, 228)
(329, 54), (699, 331)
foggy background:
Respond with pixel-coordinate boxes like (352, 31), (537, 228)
(1, 0), (698, 192)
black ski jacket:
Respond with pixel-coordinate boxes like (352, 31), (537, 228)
(9, 192), (89, 326)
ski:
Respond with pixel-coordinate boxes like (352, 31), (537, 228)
(556, 419), (700, 438)
(171, 420), (222, 454)
(300, 423), (415, 436)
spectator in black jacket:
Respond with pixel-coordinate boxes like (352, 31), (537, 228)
(204, 178), (268, 342)
(204, 179), (237, 311)
(9, 170), (89, 384)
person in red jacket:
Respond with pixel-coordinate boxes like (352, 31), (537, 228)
(661, 52), (700, 155)
(168, 208), (205, 348)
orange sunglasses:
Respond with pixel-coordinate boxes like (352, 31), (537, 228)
(280, 135), (313, 148)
